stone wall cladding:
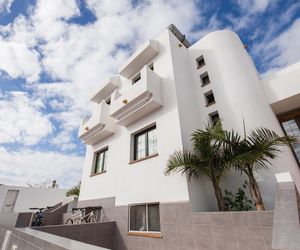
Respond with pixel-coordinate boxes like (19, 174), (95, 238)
(98, 202), (273, 250)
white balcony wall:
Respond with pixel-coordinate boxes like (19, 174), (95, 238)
(110, 65), (162, 126)
(79, 100), (115, 145)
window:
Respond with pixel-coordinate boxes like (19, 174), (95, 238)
(200, 72), (210, 86)
(280, 112), (300, 165)
(133, 125), (157, 161)
(204, 91), (215, 106)
(196, 55), (205, 69)
(149, 63), (154, 71)
(209, 111), (220, 125)
(129, 203), (160, 232)
(93, 148), (108, 174)
(105, 97), (111, 105)
(132, 73), (141, 85)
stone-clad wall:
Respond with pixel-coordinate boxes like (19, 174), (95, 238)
(80, 199), (273, 250)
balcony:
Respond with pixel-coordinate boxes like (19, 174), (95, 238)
(110, 65), (162, 126)
(79, 100), (115, 145)
(119, 40), (159, 78)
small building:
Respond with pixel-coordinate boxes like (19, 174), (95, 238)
(0, 184), (67, 227)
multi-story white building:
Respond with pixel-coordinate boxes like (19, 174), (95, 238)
(77, 25), (300, 240)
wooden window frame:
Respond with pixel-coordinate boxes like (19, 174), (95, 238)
(133, 125), (157, 161)
(91, 147), (108, 176)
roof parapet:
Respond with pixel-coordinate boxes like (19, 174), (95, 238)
(167, 24), (191, 48)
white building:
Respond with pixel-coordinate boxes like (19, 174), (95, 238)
(0, 184), (67, 227)
(77, 25), (300, 235)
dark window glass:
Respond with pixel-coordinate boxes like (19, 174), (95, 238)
(149, 63), (154, 71)
(205, 91), (215, 106)
(94, 148), (108, 174)
(129, 205), (147, 231)
(129, 204), (160, 232)
(196, 55), (205, 68)
(209, 111), (220, 125)
(200, 72), (210, 86)
(134, 126), (157, 160)
(132, 73), (141, 85)
(105, 97), (111, 105)
(281, 118), (300, 164)
(148, 204), (160, 231)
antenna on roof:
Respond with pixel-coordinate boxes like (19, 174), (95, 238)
(167, 24), (191, 48)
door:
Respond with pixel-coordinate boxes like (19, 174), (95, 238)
(1, 190), (19, 212)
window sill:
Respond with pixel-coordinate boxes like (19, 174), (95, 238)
(90, 171), (106, 177)
(205, 101), (216, 107)
(129, 153), (159, 165)
(201, 82), (210, 87)
(128, 231), (162, 238)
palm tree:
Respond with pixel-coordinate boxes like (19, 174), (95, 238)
(165, 122), (230, 211)
(223, 127), (296, 211)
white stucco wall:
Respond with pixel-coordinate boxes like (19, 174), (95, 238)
(0, 185), (67, 212)
(189, 30), (300, 209)
(261, 61), (300, 114)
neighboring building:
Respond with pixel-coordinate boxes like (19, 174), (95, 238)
(77, 24), (300, 238)
(0, 184), (67, 227)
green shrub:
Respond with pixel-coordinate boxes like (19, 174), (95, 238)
(224, 181), (252, 211)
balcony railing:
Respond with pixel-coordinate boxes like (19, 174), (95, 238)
(110, 65), (162, 126)
(78, 100), (115, 145)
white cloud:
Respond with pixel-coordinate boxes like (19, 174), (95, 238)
(0, 0), (13, 13)
(0, 39), (41, 82)
(236, 0), (269, 13)
(267, 18), (300, 68)
(0, 91), (52, 145)
(0, 147), (84, 188)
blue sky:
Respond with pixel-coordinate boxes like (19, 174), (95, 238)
(0, 0), (299, 188)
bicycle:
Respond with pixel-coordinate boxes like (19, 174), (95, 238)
(30, 206), (54, 227)
(66, 208), (96, 224)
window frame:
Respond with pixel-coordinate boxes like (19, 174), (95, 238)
(200, 72), (210, 87)
(91, 147), (108, 175)
(196, 55), (205, 69)
(128, 203), (161, 233)
(133, 125), (157, 161)
(204, 90), (216, 106)
(209, 111), (220, 125)
(132, 72), (141, 85)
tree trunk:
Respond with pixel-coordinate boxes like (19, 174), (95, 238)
(245, 166), (265, 211)
(212, 180), (227, 211)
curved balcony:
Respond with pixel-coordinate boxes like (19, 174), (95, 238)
(110, 65), (162, 126)
(79, 100), (115, 145)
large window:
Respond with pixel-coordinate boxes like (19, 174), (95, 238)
(93, 148), (108, 174)
(129, 203), (160, 232)
(133, 125), (157, 161)
(280, 114), (300, 165)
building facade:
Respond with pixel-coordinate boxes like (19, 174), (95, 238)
(77, 25), (300, 241)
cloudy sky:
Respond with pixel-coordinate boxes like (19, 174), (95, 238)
(0, 0), (299, 188)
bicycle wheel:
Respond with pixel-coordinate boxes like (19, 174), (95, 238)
(74, 218), (81, 224)
(89, 216), (96, 223)
(37, 221), (44, 227)
(66, 218), (73, 224)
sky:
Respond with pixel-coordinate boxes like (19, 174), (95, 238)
(0, 0), (299, 188)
